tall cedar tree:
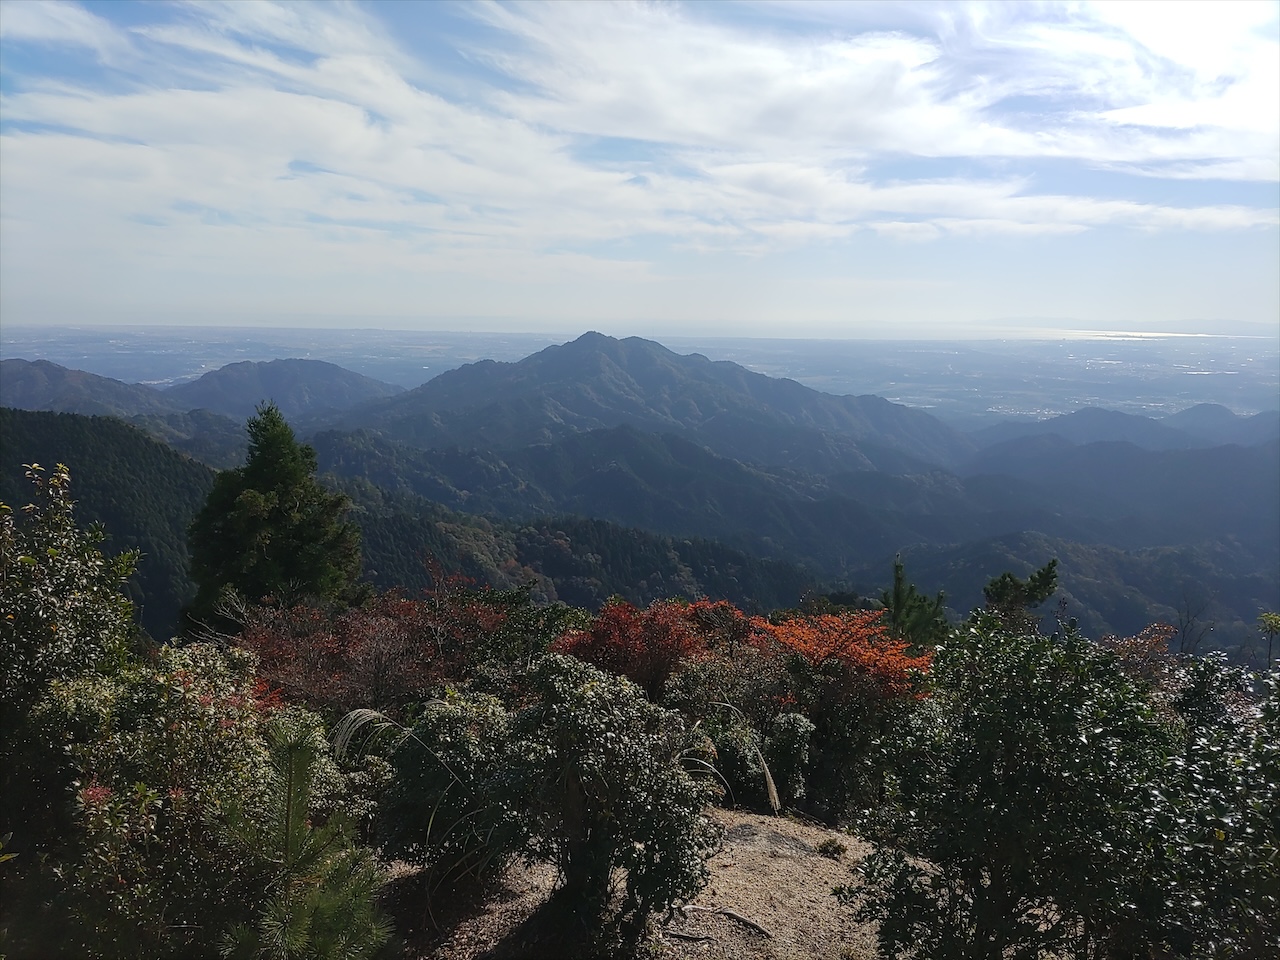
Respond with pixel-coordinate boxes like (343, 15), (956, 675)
(188, 403), (360, 621)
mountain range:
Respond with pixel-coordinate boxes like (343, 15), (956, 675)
(2, 333), (1277, 658)
(321, 331), (975, 474)
(164, 358), (403, 420)
(970, 405), (1280, 450)
(1, 356), (401, 422)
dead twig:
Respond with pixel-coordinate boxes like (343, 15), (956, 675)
(679, 905), (774, 938)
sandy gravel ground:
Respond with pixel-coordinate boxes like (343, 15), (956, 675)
(391, 807), (879, 960)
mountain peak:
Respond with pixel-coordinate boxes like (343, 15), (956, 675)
(336, 333), (974, 471)
(0, 357), (181, 418)
(164, 358), (402, 421)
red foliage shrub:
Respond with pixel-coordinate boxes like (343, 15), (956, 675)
(1099, 622), (1178, 683)
(552, 599), (705, 700)
(240, 572), (518, 715)
(743, 612), (932, 818)
(681, 599), (756, 654)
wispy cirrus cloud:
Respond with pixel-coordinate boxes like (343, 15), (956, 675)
(0, 0), (132, 62)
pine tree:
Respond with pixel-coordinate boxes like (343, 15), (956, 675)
(879, 556), (947, 648)
(188, 404), (361, 621)
(221, 714), (391, 960)
(982, 558), (1058, 631)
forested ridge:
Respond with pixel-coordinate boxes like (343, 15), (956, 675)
(0, 408), (215, 637)
(348, 476), (815, 613)
(1, 415), (1276, 959)
(0, 408), (817, 638)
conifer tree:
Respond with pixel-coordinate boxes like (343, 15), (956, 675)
(879, 556), (947, 648)
(188, 403), (360, 621)
(982, 558), (1058, 631)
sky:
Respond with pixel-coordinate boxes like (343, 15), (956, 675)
(1, 0), (1277, 339)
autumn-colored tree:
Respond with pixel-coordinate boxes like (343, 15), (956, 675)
(759, 611), (930, 697)
(681, 598), (755, 656)
(756, 611), (932, 820)
(240, 595), (443, 717)
(552, 598), (705, 701)
(242, 571), (576, 717)
(411, 563), (582, 682)
(1098, 622), (1178, 685)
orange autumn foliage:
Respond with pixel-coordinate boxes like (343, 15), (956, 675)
(753, 611), (932, 698)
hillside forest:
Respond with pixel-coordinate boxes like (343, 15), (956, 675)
(1, 334), (1278, 958)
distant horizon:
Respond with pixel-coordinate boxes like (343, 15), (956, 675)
(5, 322), (1276, 420)
(4, 321), (1278, 345)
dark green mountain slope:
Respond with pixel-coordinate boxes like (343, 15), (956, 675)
(1, 358), (181, 418)
(165, 358), (403, 421)
(311, 420), (1277, 653)
(311, 426), (1101, 574)
(0, 409), (814, 631)
(340, 479), (814, 612)
(330, 332), (975, 472)
(963, 437), (1280, 556)
(0, 408), (215, 639)
(857, 532), (1279, 662)
(127, 410), (247, 469)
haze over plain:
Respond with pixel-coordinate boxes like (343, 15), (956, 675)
(1, 0), (1277, 338)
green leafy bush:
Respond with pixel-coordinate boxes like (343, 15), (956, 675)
(362, 654), (723, 933)
(22, 642), (382, 959)
(507, 654), (723, 922)
(663, 642), (796, 735)
(699, 714), (769, 808)
(764, 711), (815, 806)
(843, 618), (1173, 959)
(1140, 660), (1279, 956)
(1, 464), (139, 717)
(693, 709), (813, 812)
(664, 641), (808, 810)
(375, 691), (522, 895)
(2, 462), (147, 905)
(30, 644), (276, 956)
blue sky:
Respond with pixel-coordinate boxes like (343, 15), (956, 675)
(1, 0), (1277, 338)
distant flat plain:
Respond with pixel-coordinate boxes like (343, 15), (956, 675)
(2, 325), (1276, 426)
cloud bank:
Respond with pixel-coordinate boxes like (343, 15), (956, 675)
(1, 0), (1276, 334)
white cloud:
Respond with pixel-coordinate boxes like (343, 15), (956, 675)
(470, 0), (1279, 175)
(0, 0), (130, 61)
(0, 0), (1276, 332)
